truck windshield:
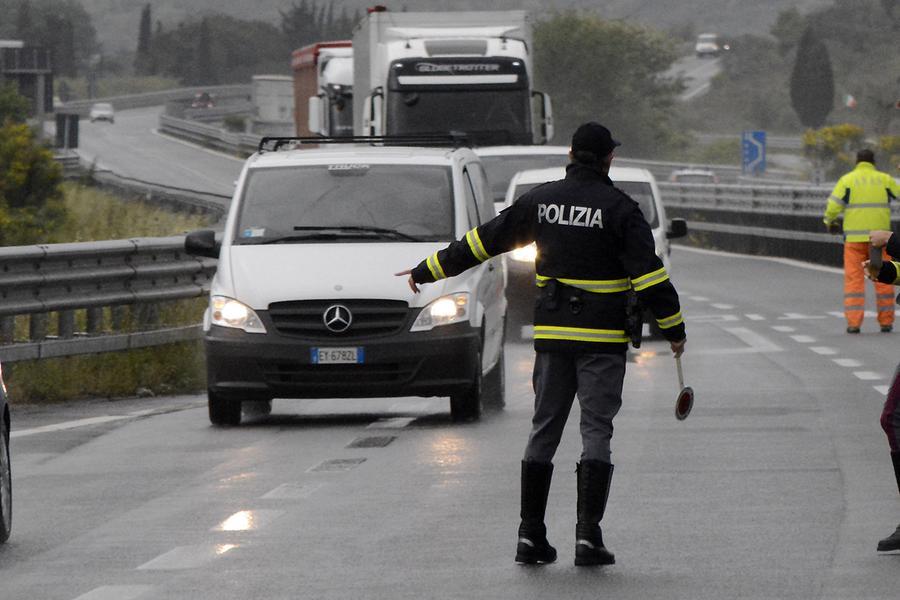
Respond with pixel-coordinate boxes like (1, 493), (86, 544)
(480, 154), (568, 201)
(386, 89), (532, 145)
(234, 165), (455, 244)
(328, 93), (353, 136)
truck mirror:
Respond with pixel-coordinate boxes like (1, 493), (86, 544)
(308, 95), (324, 135)
(364, 87), (384, 136)
(531, 91), (554, 144)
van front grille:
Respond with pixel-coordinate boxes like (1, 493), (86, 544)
(267, 299), (410, 339)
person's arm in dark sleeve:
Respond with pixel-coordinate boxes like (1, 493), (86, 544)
(876, 261), (900, 285)
(886, 232), (900, 258)
(409, 197), (534, 286)
(619, 205), (686, 343)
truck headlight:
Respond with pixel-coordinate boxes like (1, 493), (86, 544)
(410, 293), (469, 331)
(210, 296), (267, 334)
(510, 242), (537, 263)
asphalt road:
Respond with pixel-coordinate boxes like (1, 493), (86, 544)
(2, 246), (898, 599)
(666, 55), (722, 102)
(76, 106), (244, 200)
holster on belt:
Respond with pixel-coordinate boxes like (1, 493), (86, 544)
(543, 279), (560, 311)
(625, 289), (643, 349)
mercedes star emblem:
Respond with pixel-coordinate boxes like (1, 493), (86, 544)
(323, 304), (352, 333)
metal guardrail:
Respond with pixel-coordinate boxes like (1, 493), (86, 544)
(58, 85), (252, 118)
(0, 237), (216, 363)
(658, 181), (900, 265)
(159, 114), (261, 156)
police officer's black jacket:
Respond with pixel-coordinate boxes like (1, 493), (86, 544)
(411, 162), (685, 354)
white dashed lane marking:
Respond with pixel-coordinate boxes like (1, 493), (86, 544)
(689, 296), (709, 302)
(772, 326), (796, 333)
(745, 314), (765, 321)
(832, 358), (863, 368)
(790, 335), (816, 343)
(779, 312), (827, 320)
(711, 303), (735, 310)
(854, 371), (885, 381)
(137, 544), (238, 570)
(72, 586), (153, 600)
(875, 385), (891, 395)
(810, 347), (839, 355)
(213, 509), (285, 532)
(261, 482), (325, 500)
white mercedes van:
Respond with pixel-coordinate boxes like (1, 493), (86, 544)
(186, 143), (506, 425)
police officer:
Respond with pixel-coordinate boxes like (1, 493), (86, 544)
(397, 122), (687, 566)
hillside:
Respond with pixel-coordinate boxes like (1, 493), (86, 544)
(85, 0), (831, 53)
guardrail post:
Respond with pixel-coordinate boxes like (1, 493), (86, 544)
(58, 310), (75, 339)
(111, 305), (127, 331)
(86, 307), (104, 335)
(136, 303), (160, 330)
(0, 317), (13, 344)
(30, 313), (48, 341)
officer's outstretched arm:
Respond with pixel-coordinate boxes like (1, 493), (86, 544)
(402, 200), (533, 288)
(620, 208), (686, 343)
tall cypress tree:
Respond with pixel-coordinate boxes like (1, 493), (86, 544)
(134, 4), (153, 75)
(16, 0), (34, 40)
(789, 25), (834, 128)
(192, 18), (217, 86)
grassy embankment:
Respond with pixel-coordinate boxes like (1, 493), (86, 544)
(5, 183), (216, 404)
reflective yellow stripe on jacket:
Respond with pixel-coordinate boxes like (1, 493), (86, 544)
(535, 274), (631, 293)
(465, 228), (491, 263)
(426, 252), (446, 280)
(534, 325), (629, 343)
(656, 311), (684, 330)
(631, 267), (669, 291)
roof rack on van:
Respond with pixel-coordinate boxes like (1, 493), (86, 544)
(257, 134), (472, 153)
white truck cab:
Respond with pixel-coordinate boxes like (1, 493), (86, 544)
(186, 142), (506, 425)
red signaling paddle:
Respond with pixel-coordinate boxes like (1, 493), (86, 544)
(674, 355), (694, 421)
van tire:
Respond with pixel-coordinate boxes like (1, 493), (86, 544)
(243, 399), (273, 417)
(209, 391), (242, 426)
(450, 351), (483, 422)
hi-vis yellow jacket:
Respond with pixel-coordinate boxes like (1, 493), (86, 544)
(823, 162), (900, 242)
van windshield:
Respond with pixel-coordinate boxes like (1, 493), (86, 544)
(480, 155), (568, 201)
(234, 165), (455, 244)
(615, 181), (658, 228)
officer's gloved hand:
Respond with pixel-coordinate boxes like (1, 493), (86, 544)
(826, 222), (841, 235)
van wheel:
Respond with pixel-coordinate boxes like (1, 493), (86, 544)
(208, 391), (242, 426)
(243, 399), (273, 417)
(450, 351), (483, 422)
(0, 416), (11, 543)
(483, 347), (506, 411)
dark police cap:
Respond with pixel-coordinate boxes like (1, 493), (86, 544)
(571, 122), (621, 158)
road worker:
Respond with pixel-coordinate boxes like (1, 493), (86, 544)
(397, 122), (686, 566)
(823, 149), (900, 333)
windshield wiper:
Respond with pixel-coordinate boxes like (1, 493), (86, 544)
(291, 225), (423, 242)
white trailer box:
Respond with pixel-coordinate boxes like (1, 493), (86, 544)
(252, 75), (294, 135)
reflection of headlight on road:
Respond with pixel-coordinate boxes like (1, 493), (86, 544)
(510, 243), (538, 263)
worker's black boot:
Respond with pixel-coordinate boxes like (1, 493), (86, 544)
(575, 460), (615, 566)
(877, 452), (900, 552)
(515, 460), (557, 564)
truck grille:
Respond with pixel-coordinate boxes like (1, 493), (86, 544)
(267, 300), (410, 339)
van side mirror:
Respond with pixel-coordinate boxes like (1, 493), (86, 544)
(666, 218), (688, 239)
(363, 87), (384, 136)
(185, 229), (220, 258)
(531, 91), (554, 144)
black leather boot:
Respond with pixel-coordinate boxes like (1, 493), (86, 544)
(575, 460), (615, 566)
(515, 460), (557, 564)
(877, 452), (900, 552)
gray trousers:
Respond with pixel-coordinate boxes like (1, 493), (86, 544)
(523, 351), (626, 464)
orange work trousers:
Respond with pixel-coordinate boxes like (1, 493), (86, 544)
(844, 242), (895, 328)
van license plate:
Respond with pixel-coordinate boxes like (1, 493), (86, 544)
(311, 347), (364, 364)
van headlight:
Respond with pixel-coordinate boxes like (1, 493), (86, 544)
(210, 296), (267, 334)
(510, 242), (537, 263)
(410, 293), (469, 331)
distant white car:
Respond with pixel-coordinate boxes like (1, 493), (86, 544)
(695, 33), (722, 58)
(670, 168), (719, 184)
(89, 102), (115, 123)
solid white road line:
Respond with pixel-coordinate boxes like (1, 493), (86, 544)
(694, 327), (783, 356)
(833, 358), (863, 368)
(853, 371), (885, 381)
(11, 415), (131, 438)
(675, 245), (843, 274)
(137, 544), (238, 570)
(72, 586), (153, 600)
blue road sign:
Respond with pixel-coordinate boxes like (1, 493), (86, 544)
(742, 130), (766, 175)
